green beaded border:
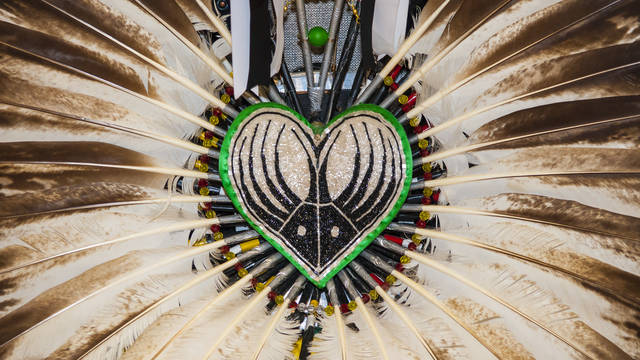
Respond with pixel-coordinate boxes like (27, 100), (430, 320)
(219, 102), (413, 288)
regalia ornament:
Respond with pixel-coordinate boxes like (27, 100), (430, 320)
(221, 104), (412, 286)
(0, 0), (639, 359)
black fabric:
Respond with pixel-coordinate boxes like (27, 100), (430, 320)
(406, 0), (428, 35)
(247, 0), (272, 90)
(360, 0), (376, 71)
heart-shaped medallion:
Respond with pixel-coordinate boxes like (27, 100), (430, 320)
(220, 103), (412, 287)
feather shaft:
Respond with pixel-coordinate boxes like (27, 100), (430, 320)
(150, 275), (252, 359)
(354, 298), (390, 360)
(375, 285), (438, 360)
(195, 0), (232, 46)
(0, 100), (212, 155)
(40, 0), (232, 113)
(132, 0), (232, 84)
(334, 311), (347, 360)
(1, 195), (226, 220)
(417, 113), (640, 164)
(0, 40), (227, 136)
(411, 60), (640, 134)
(412, 170), (640, 190)
(0, 161), (217, 181)
(1, 241), (227, 347)
(0, 217), (234, 275)
(401, 204), (639, 242)
(407, 252), (594, 359)
(78, 255), (238, 359)
(250, 300), (289, 360)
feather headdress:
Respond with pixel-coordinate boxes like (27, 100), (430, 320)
(0, 0), (638, 359)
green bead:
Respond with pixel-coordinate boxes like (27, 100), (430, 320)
(307, 26), (328, 47)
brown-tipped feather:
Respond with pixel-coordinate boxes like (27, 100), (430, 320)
(429, 0), (512, 56)
(174, 0), (218, 33)
(469, 96), (640, 148)
(486, 193), (640, 242)
(41, 0), (165, 63)
(134, 0), (201, 46)
(0, 183), (156, 219)
(0, 21), (149, 97)
(452, 0), (620, 83)
(0, 53), (198, 140)
(0, 142), (165, 167)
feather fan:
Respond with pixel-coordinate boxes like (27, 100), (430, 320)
(0, 0), (638, 359)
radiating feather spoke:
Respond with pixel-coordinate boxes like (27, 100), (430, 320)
(388, 223), (640, 307)
(194, 0), (232, 46)
(0, 40), (228, 136)
(389, 270), (500, 359)
(40, 0), (237, 116)
(406, 251), (595, 359)
(0, 100), (217, 156)
(417, 113), (640, 164)
(406, 59), (640, 129)
(413, 170), (640, 189)
(0, 216), (239, 274)
(374, 285), (438, 360)
(0, 161), (218, 181)
(1, 1), (639, 359)
(401, 204), (640, 242)
(131, 0), (233, 85)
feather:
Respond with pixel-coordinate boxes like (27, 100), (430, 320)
(0, 141), (214, 183)
(0, 102), (210, 163)
(252, 305), (297, 360)
(353, 298), (391, 360)
(419, 96), (640, 163)
(0, 244), (217, 359)
(307, 312), (344, 360)
(0, 38), (224, 137)
(407, 243), (639, 359)
(374, 286), (438, 359)
(1, 0), (639, 359)
(386, 0), (513, 105)
(131, 0), (232, 85)
(340, 307), (383, 360)
(83, 258), (237, 360)
(409, 0), (640, 129)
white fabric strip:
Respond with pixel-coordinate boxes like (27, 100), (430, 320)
(372, 0), (409, 55)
